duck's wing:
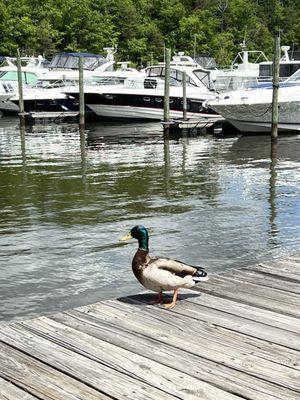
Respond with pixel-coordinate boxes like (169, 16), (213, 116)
(148, 256), (197, 276)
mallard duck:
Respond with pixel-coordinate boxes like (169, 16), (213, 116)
(121, 225), (209, 309)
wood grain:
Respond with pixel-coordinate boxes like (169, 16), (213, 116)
(0, 257), (299, 400)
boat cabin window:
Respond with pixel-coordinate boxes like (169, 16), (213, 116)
(93, 76), (127, 85)
(144, 78), (157, 89)
(259, 63), (300, 80)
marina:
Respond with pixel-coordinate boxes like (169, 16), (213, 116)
(0, 256), (299, 399)
(1, 45), (299, 134)
(1, 3), (300, 399)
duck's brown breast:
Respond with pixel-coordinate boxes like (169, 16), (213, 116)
(132, 248), (149, 284)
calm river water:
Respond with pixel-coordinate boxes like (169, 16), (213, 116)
(0, 117), (299, 322)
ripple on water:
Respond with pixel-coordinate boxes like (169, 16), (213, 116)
(0, 120), (299, 322)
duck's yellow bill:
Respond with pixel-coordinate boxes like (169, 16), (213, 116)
(120, 232), (132, 241)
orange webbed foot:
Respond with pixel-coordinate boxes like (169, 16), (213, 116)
(163, 289), (178, 309)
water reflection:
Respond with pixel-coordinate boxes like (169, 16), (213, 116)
(0, 118), (299, 322)
(269, 140), (278, 245)
(80, 126), (87, 186)
(20, 122), (27, 184)
(163, 137), (170, 197)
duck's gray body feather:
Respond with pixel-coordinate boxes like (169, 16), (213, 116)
(132, 249), (199, 292)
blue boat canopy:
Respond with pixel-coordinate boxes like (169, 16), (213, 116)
(49, 52), (107, 70)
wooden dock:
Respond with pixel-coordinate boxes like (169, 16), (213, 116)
(163, 116), (224, 134)
(0, 257), (299, 400)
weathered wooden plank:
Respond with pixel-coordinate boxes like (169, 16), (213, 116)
(222, 268), (300, 294)
(200, 275), (300, 306)
(0, 377), (38, 400)
(51, 309), (299, 400)
(106, 295), (300, 355)
(194, 276), (300, 317)
(186, 291), (300, 334)
(169, 300), (300, 352)
(286, 256), (300, 264)
(114, 294), (300, 355)
(275, 259), (300, 269)
(245, 264), (300, 282)
(75, 300), (300, 391)
(259, 259), (300, 270)
(1, 257), (300, 400)
(0, 324), (231, 400)
(21, 316), (245, 400)
(0, 342), (110, 400)
(102, 295), (300, 352)
(257, 262), (300, 278)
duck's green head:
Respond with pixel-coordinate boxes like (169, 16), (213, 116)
(121, 225), (149, 251)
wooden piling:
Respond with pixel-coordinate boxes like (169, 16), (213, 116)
(163, 47), (171, 134)
(79, 57), (85, 127)
(16, 49), (25, 121)
(271, 31), (280, 139)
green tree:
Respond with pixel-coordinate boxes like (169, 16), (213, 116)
(0, 0), (299, 65)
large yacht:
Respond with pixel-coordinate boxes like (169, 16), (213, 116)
(0, 49), (140, 116)
(213, 44), (300, 92)
(205, 68), (300, 133)
(0, 55), (49, 91)
(64, 53), (219, 121)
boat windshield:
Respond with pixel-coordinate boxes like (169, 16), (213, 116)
(195, 55), (217, 70)
(146, 67), (197, 86)
(0, 70), (37, 84)
(285, 68), (300, 82)
(192, 69), (213, 89)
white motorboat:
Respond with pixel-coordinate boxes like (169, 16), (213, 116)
(212, 43), (268, 92)
(0, 55), (49, 93)
(205, 69), (300, 133)
(0, 52), (104, 114)
(64, 54), (220, 121)
(258, 46), (300, 81)
(1, 49), (140, 116)
(212, 44), (300, 92)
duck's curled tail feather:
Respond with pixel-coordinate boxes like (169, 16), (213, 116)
(193, 266), (209, 282)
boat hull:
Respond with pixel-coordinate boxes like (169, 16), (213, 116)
(76, 92), (218, 121)
(209, 89), (300, 133)
(226, 118), (300, 132)
(88, 103), (219, 121)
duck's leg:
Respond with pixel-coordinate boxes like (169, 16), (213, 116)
(163, 289), (178, 309)
(151, 291), (163, 305)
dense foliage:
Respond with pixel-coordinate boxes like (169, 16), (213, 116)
(0, 0), (299, 67)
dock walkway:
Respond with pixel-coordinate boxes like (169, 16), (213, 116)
(0, 257), (300, 400)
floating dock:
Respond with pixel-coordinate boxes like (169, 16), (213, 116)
(22, 111), (79, 122)
(0, 257), (299, 399)
(163, 116), (225, 134)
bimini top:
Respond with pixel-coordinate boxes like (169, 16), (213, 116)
(48, 52), (107, 70)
